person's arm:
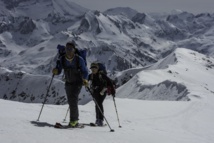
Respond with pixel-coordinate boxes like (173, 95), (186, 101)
(78, 57), (89, 80)
(54, 56), (63, 75)
(101, 73), (116, 95)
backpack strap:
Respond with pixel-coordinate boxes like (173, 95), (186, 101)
(59, 54), (66, 69)
(75, 54), (81, 71)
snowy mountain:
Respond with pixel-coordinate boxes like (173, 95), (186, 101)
(103, 7), (138, 19)
(0, 0), (88, 19)
(1, 47), (213, 104)
(0, 67), (91, 105)
(0, 0), (214, 104)
(117, 48), (214, 101)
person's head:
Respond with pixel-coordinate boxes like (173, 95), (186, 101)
(90, 63), (99, 74)
(65, 42), (76, 58)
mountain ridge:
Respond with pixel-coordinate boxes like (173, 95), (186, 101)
(0, 0), (214, 103)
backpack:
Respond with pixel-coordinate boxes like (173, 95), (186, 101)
(96, 63), (115, 96)
(57, 44), (87, 66)
(97, 62), (107, 75)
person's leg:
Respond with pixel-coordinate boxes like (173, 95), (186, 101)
(65, 83), (82, 123)
(98, 94), (106, 120)
(93, 93), (100, 123)
(95, 94), (106, 125)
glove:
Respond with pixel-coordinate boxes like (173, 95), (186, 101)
(83, 79), (89, 87)
(52, 68), (58, 75)
(107, 86), (115, 96)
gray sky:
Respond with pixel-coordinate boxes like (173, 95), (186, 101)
(71, 0), (214, 14)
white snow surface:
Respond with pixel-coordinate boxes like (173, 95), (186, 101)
(0, 94), (214, 143)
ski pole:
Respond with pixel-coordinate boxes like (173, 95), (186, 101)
(86, 87), (115, 132)
(113, 96), (122, 128)
(63, 106), (70, 122)
(37, 74), (55, 121)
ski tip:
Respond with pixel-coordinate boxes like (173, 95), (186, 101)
(89, 123), (96, 126)
(55, 122), (61, 125)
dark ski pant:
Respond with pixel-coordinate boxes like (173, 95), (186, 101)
(65, 82), (82, 122)
(93, 92), (106, 121)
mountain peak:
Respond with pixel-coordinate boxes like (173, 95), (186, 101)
(104, 7), (138, 19)
(1, 0), (88, 19)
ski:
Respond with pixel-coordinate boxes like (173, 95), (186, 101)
(54, 122), (107, 129)
(54, 122), (84, 129)
(83, 122), (107, 127)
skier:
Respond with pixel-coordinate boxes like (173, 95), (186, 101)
(88, 62), (115, 126)
(52, 42), (89, 127)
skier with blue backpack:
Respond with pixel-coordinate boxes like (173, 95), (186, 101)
(52, 42), (89, 128)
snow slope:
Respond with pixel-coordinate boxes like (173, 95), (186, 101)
(116, 48), (214, 101)
(0, 94), (214, 143)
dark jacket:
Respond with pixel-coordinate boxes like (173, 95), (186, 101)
(55, 55), (88, 83)
(88, 73), (115, 95)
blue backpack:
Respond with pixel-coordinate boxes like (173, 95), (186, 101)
(97, 62), (107, 75)
(57, 44), (87, 66)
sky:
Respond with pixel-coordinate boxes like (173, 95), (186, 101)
(70, 0), (214, 14)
